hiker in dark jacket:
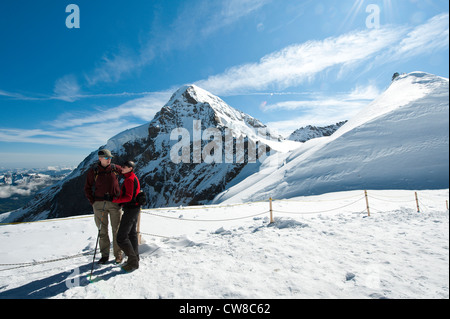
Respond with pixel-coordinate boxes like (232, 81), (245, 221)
(84, 149), (123, 264)
(114, 160), (141, 272)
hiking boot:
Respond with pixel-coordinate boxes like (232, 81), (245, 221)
(121, 262), (139, 273)
(121, 256), (139, 272)
(97, 256), (109, 264)
(115, 255), (123, 264)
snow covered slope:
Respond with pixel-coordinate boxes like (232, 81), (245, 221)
(0, 189), (448, 299)
(214, 72), (449, 203)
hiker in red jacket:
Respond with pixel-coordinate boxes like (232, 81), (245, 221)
(114, 160), (141, 272)
(84, 149), (123, 264)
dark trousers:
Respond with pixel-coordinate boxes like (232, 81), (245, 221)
(117, 206), (140, 262)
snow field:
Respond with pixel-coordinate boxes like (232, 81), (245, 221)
(0, 189), (448, 299)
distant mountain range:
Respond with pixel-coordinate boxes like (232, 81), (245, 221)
(0, 168), (72, 214)
(288, 121), (348, 142)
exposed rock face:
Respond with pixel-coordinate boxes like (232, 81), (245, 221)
(288, 121), (348, 143)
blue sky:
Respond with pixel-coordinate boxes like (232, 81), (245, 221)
(0, 0), (448, 169)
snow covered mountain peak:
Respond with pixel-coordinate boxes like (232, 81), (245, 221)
(396, 71), (448, 85)
(167, 84), (223, 108)
(383, 71), (447, 107)
(155, 84), (279, 142)
(335, 71), (449, 139)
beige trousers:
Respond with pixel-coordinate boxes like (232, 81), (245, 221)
(93, 201), (123, 259)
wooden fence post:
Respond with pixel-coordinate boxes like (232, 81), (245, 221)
(364, 190), (370, 217)
(137, 208), (142, 245)
(269, 197), (274, 223)
(415, 192), (420, 213)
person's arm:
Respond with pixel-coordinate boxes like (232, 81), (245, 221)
(84, 169), (95, 205)
(113, 177), (134, 204)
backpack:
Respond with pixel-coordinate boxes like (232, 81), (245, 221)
(135, 191), (147, 206)
(127, 177), (146, 207)
(93, 164), (119, 181)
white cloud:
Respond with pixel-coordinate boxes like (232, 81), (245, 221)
(368, 12), (449, 70)
(391, 13), (449, 59)
(203, 0), (270, 36)
(0, 90), (172, 148)
(346, 84), (381, 101)
(0, 173), (66, 199)
(196, 13), (449, 96)
(0, 89), (42, 101)
(84, 0), (271, 87)
(196, 27), (405, 95)
(0, 89), (18, 98)
(0, 185), (33, 198)
(49, 90), (172, 130)
(53, 74), (81, 102)
(0, 122), (136, 149)
(267, 110), (354, 139)
(85, 50), (138, 87)
(262, 99), (366, 112)
(262, 83), (381, 137)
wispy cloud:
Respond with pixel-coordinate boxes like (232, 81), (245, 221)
(0, 89), (24, 99)
(85, 49), (139, 87)
(0, 90), (172, 149)
(197, 13), (448, 96)
(262, 84), (381, 137)
(1, 0), (271, 102)
(0, 89), (44, 101)
(49, 90), (172, 130)
(53, 74), (81, 102)
(196, 27), (403, 95)
(0, 88), (168, 102)
(387, 12), (449, 60)
(0, 0), (271, 104)
(260, 84), (381, 113)
(84, 0), (271, 87)
(202, 0), (270, 36)
(0, 122), (137, 149)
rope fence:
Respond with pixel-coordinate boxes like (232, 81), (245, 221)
(1, 190), (448, 272)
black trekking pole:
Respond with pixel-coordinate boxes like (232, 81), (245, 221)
(89, 200), (107, 282)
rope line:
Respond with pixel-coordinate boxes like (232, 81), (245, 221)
(139, 232), (174, 239)
(272, 192), (363, 203)
(273, 196), (366, 215)
(0, 215), (92, 226)
(141, 210), (269, 222)
(0, 250), (95, 272)
(368, 194), (416, 203)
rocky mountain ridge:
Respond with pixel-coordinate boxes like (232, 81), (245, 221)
(288, 121), (348, 142)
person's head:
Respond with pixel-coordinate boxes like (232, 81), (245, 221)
(98, 149), (113, 167)
(122, 160), (135, 174)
